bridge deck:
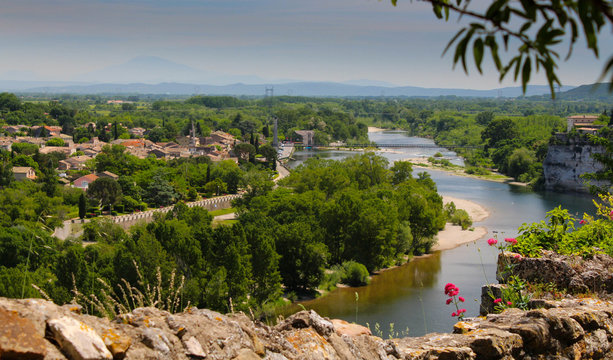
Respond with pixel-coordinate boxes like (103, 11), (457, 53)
(304, 144), (482, 149)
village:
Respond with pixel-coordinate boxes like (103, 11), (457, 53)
(1, 122), (244, 189)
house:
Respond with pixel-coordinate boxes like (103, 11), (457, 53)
(57, 155), (92, 171)
(210, 131), (235, 145)
(39, 146), (75, 156)
(2, 125), (28, 135)
(12, 167), (36, 181)
(82, 149), (99, 157)
(96, 171), (119, 180)
(73, 174), (99, 190)
(119, 139), (145, 148)
(15, 137), (45, 146)
(0, 138), (12, 151)
(567, 115), (600, 132)
(128, 127), (147, 137)
(36, 126), (62, 137)
(148, 148), (169, 159)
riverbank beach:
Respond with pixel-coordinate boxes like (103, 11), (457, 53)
(367, 126), (387, 133)
(432, 196), (489, 251)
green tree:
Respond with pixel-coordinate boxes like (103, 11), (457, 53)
(276, 222), (328, 292)
(233, 143), (256, 162)
(87, 177), (123, 212)
(390, 160), (413, 185)
(482, 118), (520, 149)
(212, 224), (252, 307)
(203, 178), (227, 196)
(78, 192), (87, 219)
(0, 92), (21, 112)
(258, 144), (277, 170)
(507, 147), (536, 179)
(144, 173), (178, 207)
(10, 143), (39, 156)
(45, 138), (65, 147)
(0, 157), (13, 188)
(475, 111), (494, 126)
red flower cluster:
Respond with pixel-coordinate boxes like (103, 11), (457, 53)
(452, 308), (466, 317)
(504, 237), (517, 245)
(444, 283), (459, 297)
(444, 283), (466, 319)
(487, 238), (497, 246)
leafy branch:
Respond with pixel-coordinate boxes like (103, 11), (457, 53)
(391, 0), (613, 96)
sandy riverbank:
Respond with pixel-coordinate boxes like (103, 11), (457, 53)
(431, 196), (490, 252)
(400, 156), (517, 185)
(367, 126), (387, 133)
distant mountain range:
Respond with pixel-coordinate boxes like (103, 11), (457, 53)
(0, 80), (578, 98)
(555, 83), (613, 100)
(0, 55), (588, 98)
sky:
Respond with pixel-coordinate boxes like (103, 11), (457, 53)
(1, 0), (611, 89)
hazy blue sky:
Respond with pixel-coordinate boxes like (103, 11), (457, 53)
(1, 0), (611, 89)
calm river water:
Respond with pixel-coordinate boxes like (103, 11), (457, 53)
(283, 130), (594, 337)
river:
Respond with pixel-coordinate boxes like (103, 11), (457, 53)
(283, 129), (594, 337)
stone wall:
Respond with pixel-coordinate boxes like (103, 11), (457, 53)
(112, 194), (241, 230)
(2, 295), (613, 360)
(543, 134), (607, 192)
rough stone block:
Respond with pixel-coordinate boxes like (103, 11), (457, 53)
(0, 308), (47, 360)
(47, 316), (112, 360)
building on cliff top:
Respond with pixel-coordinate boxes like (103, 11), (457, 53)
(567, 115), (600, 132)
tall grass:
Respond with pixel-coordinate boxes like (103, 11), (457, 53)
(71, 260), (188, 319)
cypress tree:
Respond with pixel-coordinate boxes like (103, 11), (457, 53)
(78, 192), (87, 219)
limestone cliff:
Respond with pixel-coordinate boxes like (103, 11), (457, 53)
(543, 134), (607, 192)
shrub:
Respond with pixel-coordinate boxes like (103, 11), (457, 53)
(340, 261), (370, 287)
(465, 166), (489, 175)
(450, 209), (472, 230)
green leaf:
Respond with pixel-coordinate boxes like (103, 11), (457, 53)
(391, 0), (397, 5)
(443, 28), (466, 56)
(432, 4), (443, 19)
(519, 0), (536, 20)
(519, 21), (532, 34)
(485, 0), (506, 19)
(473, 38), (484, 73)
(521, 57), (531, 93)
(513, 55), (522, 81)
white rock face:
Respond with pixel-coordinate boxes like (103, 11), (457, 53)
(543, 137), (607, 192)
(183, 336), (206, 358)
(47, 316), (112, 360)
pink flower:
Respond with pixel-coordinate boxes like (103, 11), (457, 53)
(504, 238), (517, 245)
(487, 238), (497, 246)
(444, 283), (459, 296)
(458, 296), (465, 302)
(507, 301), (513, 306)
(451, 312), (457, 317)
(513, 254), (522, 259)
(458, 308), (466, 314)
(446, 298), (453, 305)
(579, 220), (586, 225)
(493, 298), (502, 304)
(609, 210), (613, 219)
